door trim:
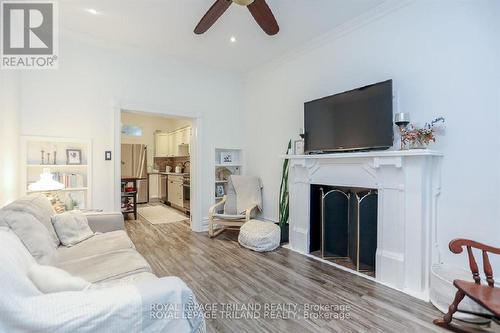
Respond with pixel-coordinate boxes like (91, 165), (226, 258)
(113, 101), (203, 232)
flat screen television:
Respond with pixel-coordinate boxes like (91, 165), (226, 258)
(304, 80), (393, 154)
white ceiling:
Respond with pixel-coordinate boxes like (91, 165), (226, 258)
(61, 0), (385, 72)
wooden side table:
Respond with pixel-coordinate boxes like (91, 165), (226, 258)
(121, 178), (139, 220)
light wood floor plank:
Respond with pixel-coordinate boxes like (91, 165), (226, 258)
(125, 216), (499, 333)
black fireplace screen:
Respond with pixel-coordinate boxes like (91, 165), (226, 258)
(310, 185), (378, 273)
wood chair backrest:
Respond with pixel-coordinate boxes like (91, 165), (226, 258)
(449, 239), (500, 287)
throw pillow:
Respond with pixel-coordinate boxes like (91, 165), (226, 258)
(2, 194), (60, 247)
(28, 264), (90, 293)
(0, 210), (58, 265)
(52, 210), (94, 246)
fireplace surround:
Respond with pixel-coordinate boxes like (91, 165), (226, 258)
(283, 150), (442, 301)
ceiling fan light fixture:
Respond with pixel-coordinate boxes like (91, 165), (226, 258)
(232, 0), (254, 6)
(194, 0), (278, 36)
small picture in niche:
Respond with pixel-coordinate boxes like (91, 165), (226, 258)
(294, 140), (305, 155)
(220, 151), (234, 164)
(66, 149), (82, 165)
(216, 185), (225, 197)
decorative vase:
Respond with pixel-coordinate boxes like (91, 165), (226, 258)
(408, 141), (427, 149)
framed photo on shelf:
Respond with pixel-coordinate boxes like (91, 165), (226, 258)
(216, 184), (225, 197)
(66, 149), (82, 165)
(294, 140), (305, 155)
(220, 151), (234, 165)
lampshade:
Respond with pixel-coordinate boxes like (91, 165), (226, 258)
(28, 169), (65, 192)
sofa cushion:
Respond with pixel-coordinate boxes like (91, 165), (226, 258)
(2, 194), (60, 247)
(28, 264), (90, 293)
(92, 272), (158, 289)
(57, 249), (152, 283)
(0, 210), (58, 265)
(52, 210), (94, 246)
(57, 230), (135, 262)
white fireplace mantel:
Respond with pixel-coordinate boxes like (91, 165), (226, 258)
(282, 150), (443, 301)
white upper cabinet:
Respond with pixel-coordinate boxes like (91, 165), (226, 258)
(155, 133), (169, 157)
(155, 126), (191, 158)
(180, 127), (190, 145)
(167, 132), (176, 157)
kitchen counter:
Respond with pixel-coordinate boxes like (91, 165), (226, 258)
(148, 172), (189, 176)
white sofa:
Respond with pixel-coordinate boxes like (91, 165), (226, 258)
(0, 195), (205, 333)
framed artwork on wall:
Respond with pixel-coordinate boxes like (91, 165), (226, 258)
(216, 184), (225, 197)
(66, 149), (82, 165)
(220, 151), (234, 164)
(294, 140), (304, 155)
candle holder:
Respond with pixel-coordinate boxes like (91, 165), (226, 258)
(394, 113), (410, 150)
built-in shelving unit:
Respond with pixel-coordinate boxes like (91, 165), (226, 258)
(214, 148), (243, 205)
(21, 136), (92, 210)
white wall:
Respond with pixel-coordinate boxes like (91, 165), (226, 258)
(19, 32), (244, 223)
(121, 112), (191, 168)
(0, 72), (20, 206)
(243, 0), (500, 268)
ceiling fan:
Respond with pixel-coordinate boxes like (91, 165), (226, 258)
(194, 0), (279, 36)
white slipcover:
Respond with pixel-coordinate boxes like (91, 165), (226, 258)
(0, 228), (206, 333)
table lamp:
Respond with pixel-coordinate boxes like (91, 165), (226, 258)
(28, 168), (65, 212)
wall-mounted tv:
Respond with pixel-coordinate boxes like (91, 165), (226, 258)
(304, 80), (394, 154)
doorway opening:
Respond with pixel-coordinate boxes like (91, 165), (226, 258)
(119, 110), (195, 228)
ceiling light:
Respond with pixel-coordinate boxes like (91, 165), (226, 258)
(85, 8), (99, 15)
(230, 36), (237, 43)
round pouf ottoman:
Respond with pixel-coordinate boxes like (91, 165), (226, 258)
(238, 220), (281, 252)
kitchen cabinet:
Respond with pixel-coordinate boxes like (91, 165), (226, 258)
(168, 175), (183, 208)
(168, 132), (176, 157)
(154, 126), (191, 158)
(154, 133), (169, 157)
(180, 127), (191, 145)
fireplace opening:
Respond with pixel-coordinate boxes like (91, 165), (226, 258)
(310, 185), (378, 277)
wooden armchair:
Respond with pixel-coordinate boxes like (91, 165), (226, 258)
(208, 176), (262, 238)
(208, 195), (256, 238)
(434, 239), (500, 331)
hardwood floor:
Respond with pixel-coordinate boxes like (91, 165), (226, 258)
(125, 218), (499, 333)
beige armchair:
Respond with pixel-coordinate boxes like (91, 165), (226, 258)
(208, 176), (262, 238)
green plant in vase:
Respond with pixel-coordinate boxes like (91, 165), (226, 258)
(279, 140), (291, 243)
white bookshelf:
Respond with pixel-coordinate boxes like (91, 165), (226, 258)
(214, 148), (243, 205)
(21, 136), (92, 210)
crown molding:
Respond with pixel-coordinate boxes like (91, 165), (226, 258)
(244, 0), (414, 79)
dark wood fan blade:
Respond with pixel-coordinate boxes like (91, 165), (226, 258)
(194, 0), (232, 34)
(247, 0), (279, 35)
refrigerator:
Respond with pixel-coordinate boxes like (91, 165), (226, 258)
(121, 144), (148, 203)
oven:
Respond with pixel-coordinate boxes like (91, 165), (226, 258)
(183, 175), (190, 213)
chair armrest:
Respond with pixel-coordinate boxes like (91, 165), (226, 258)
(85, 212), (125, 233)
(449, 238), (500, 287)
(449, 239), (500, 255)
(244, 205), (258, 221)
(209, 196), (227, 218)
